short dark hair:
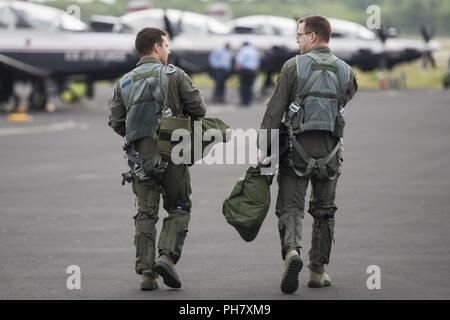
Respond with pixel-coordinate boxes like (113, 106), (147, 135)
(298, 15), (332, 42)
(135, 27), (167, 57)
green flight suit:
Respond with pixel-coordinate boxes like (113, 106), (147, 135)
(108, 57), (206, 277)
(260, 47), (358, 274)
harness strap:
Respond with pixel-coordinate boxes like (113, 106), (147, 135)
(290, 137), (342, 180)
(322, 55), (346, 107)
(326, 71), (344, 106)
(125, 142), (167, 180)
(132, 70), (160, 82)
(160, 65), (170, 115)
(304, 91), (338, 100)
(286, 103), (301, 121)
(298, 69), (323, 99)
(311, 63), (338, 73)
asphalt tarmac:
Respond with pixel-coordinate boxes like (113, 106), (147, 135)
(1, 86), (449, 300)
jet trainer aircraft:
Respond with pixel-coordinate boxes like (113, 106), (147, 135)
(0, 0), (138, 111)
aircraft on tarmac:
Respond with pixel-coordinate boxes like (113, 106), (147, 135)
(227, 15), (441, 72)
(0, 1), (441, 112)
(90, 8), (296, 74)
(0, 0), (139, 111)
(94, 9), (441, 86)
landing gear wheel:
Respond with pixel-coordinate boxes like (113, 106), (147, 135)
(29, 81), (48, 111)
(0, 95), (19, 113)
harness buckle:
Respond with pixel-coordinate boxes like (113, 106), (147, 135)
(159, 159), (169, 169)
(289, 103), (300, 113)
(122, 137), (129, 151)
(163, 108), (173, 117)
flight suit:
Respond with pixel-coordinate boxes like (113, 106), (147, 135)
(109, 57), (206, 277)
(260, 47), (358, 274)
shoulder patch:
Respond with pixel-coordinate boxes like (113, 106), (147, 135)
(121, 73), (132, 89)
(121, 79), (131, 89)
(165, 64), (177, 74)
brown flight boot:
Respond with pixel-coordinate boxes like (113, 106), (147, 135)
(154, 255), (182, 289)
(140, 274), (159, 291)
(280, 250), (303, 294)
(308, 271), (332, 288)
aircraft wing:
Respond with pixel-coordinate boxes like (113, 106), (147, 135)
(0, 53), (50, 79)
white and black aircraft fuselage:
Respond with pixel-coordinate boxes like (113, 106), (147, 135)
(100, 10), (440, 75)
(0, 0), (138, 111)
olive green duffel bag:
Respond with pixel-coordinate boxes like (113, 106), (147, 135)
(222, 166), (271, 242)
(191, 117), (232, 164)
(158, 116), (232, 164)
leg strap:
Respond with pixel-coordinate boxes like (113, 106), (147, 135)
(290, 138), (342, 180)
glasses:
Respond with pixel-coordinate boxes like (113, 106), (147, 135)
(296, 32), (312, 39)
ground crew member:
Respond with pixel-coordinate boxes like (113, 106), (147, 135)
(108, 27), (206, 291)
(235, 42), (261, 106)
(258, 16), (358, 294)
(208, 43), (232, 103)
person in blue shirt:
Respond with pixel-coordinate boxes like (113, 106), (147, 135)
(235, 42), (261, 106)
(208, 43), (232, 103)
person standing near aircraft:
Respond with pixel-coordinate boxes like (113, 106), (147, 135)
(208, 43), (232, 103)
(235, 42), (261, 107)
(108, 27), (206, 291)
(258, 16), (358, 294)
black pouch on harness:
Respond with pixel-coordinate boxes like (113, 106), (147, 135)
(133, 156), (168, 183)
(148, 158), (168, 182)
(122, 141), (169, 184)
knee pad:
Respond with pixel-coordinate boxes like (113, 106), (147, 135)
(175, 202), (191, 214)
(311, 209), (336, 222)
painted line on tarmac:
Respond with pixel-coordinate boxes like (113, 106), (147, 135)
(0, 121), (89, 137)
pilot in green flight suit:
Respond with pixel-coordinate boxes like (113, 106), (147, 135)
(108, 27), (206, 290)
(258, 16), (358, 294)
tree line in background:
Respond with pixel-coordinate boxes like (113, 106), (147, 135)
(48, 0), (450, 36)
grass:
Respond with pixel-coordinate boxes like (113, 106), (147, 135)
(354, 62), (448, 90)
(191, 61), (449, 91)
(345, 37), (450, 90)
(354, 45), (449, 90)
(194, 38), (450, 90)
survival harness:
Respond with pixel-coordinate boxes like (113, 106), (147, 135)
(121, 63), (177, 183)
(283, 51), (349, 180)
